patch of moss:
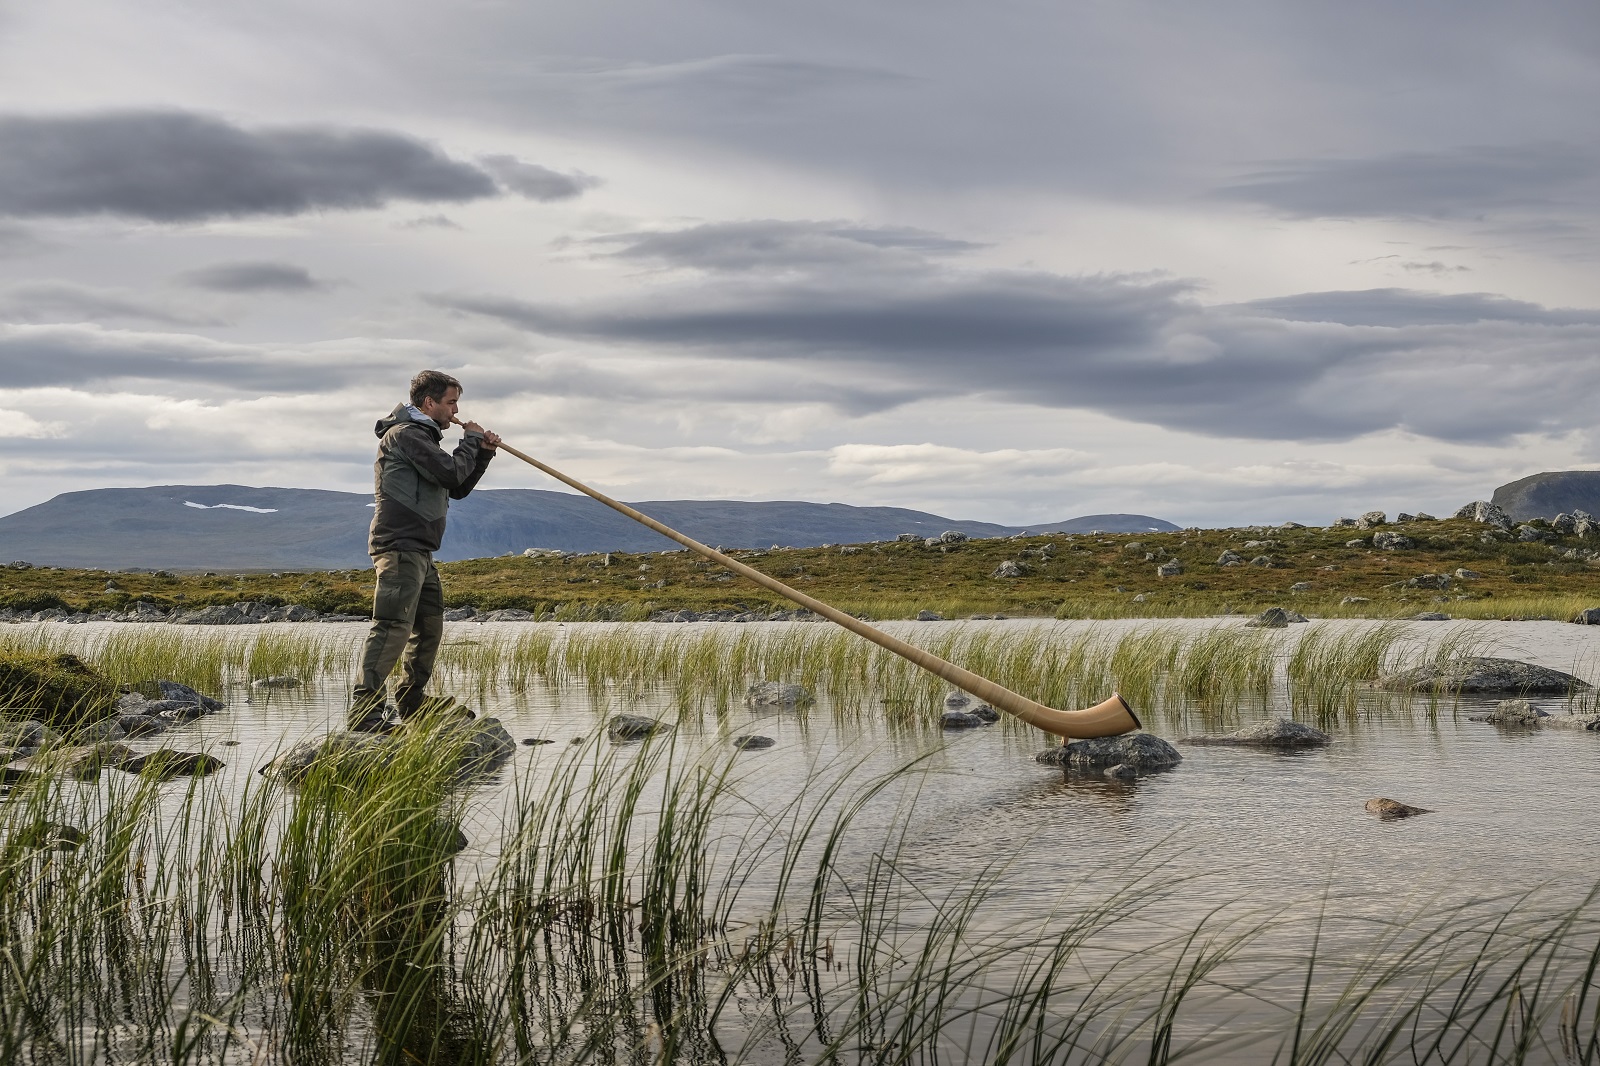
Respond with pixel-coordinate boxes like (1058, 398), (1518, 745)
(0, 650), (119, 728)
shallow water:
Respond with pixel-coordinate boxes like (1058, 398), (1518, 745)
(13, 616), (1600, 1061)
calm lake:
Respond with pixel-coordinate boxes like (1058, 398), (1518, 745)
(11, 615), (1600, 1063)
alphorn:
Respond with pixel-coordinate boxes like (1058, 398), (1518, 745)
(462, 422), (1140, 741)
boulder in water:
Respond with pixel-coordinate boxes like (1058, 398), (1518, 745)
(1378, 657), (1590, 695)
(115, 750), (225, 780)
(1181, 718), (1331, 747)
(607, 714), (670, 742)
(1366, 797), (1432, 819)
(732, 734), (775, 750)
(262, 718), (516, 783)
(1036, 733), (1181, 774)
(745, 681), (813, 708)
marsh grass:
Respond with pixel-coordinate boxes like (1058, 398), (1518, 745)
(6, 727), (1600, 1064)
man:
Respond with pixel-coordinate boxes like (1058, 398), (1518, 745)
(350, 370), (501, 732)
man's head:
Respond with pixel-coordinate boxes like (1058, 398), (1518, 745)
(410, 370), (462, 426)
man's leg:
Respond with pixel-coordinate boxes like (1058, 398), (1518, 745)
(351, 551), (430, 727)
(392, 560), (444, 718)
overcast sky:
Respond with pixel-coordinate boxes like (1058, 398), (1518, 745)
(1, 0), (1596, 528)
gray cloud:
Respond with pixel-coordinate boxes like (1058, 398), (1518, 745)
(477, 155), (601, 201)
(178, 261), (329, 293)
(0, 111), (597, 222)
(1234, 289), (1600, 328)
(0, 282), (225, 327)
(0, 223), (45, 258)
(0, 324), (392, 390)
(1213, 143), (1599, 220)
(586, 219), (984, 273)
(436, 223), (1600, 444)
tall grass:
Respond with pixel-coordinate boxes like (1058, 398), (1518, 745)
(5, 727), (1600, 1063)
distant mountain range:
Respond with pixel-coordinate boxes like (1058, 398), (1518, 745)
(1491, 471), (1600, 522)
(0, 485), (1179, 571)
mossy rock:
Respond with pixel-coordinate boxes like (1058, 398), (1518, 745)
(0, 651), (118, 728)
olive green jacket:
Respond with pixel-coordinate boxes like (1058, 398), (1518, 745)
(367, 404), (493, 556)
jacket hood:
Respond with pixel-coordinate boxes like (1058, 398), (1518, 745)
(374, 403), (443, 441)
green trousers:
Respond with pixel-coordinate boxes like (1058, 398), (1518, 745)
(352, 550), (444, 722)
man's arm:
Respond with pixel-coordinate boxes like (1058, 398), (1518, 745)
(388, 424), (493, 495)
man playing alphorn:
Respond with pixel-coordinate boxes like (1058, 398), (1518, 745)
(349, 370), (500, 732)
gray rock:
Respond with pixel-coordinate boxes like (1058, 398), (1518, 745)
(172, 605), (259, 625)
(745, 681), (814, 708)
(940, 530), (969, 544)
(443, 607), (479, 621)
(1372, 531), (1415, 550)
(1573, 608), (1600, 625)
(484, 608), (535, 621)
(1102, 763), (1138, 781)
(78, 718), (127, 742)
(1356, 511), (1387, 529)
(1156, 559), (1183, 577)
(121, 602), (170, 623)
(1516, 524), (1551, 542)
(263, 604), (321, 622)
(1341, 596), (1371, 605)
(1248, 555), (1278, 568)
(1036, 733), (1182, 774)
(1345, 538), (1368, 548)
(1455, 568), (1482, 580)
(896, 532), (922, 542)
(263, 719), (516, 782)
(0, 719), (59, 757)
(940, 710), (988, 729)
(1473, 699), (1549, 725)
(923, 537), (944, 549)
(1413, 512), (1436, 521)
(607, 714), (669, 741)
(1182, 718), (1331, 747)
(651, 609), (699, 622)
(1331, 517), (1358, 528)
(115, 691), (150, 714)
(1396, 513), (1415, 523)
(1289, 581), (1313, 592)
(1553, 513), (1578, 534)
(251, 676), (301, 689)
(14, 742), (138, 781)
(146, 699), (210, 721)
(1366, 797), (1431, 819)
(116, 715), (168, 738)
(1216, 549), (1244, 566)
(732, 735), (775, 750)
(1408, 612), (1452, 621)
(1244, 607), (1290, 628)
(1455, 501), (1512, 530)
(1378, 657), (1591, 695)
(114, 750), (225, 779)
(916, 610), (945, 621)
(1540, 714), (1600, 731)
(991, 559), (1027, 578)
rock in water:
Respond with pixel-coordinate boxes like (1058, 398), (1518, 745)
(1472, 699), (1549, 725)
(732, 735), (775, 750)
(607, 714), (670, 741)
(262, 718), (516, 783)
(1036, 733), (1181, 774)
(1245, 607), (1290, 628)
(115, 750), (225, 780)
(744, 681), (814, 708)
(1366, 797), (1432, 819)
(1181, 719), (1331, 747)
(940, 710), (987, 729)
(1378, 657), (1591, 695)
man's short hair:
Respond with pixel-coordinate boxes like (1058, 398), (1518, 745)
(410, 370), (462, 407)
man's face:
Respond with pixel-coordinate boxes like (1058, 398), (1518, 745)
(418, 386), (461, 426)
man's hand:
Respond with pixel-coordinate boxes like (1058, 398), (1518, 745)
(482, 429), (501, 451)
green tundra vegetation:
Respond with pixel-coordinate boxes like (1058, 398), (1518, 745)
(3, 517), (1599, 622)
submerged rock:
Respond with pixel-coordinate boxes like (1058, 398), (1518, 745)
(1469, 699), (1549, 725)
(1182, 718), (1331, 748)
(940, 710), (988, 729)
(944, 692), (1000, 721)
(14, 821), (85, 851)
(745, 681), (814, 708)
(607, 714), (670, 741)
(251, 676), (301, 689)
(12, 742), (137, 781)
(115, 750), (226, 780)
(1378, 657), (1591, 695)
(1366, 797), (1432, 819)
(732, 735), (775, 750)
(262, 718), (516, 782)
(1036, 733), (1181, 774)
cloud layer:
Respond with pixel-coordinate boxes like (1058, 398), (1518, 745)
(0, 111), (595, 221)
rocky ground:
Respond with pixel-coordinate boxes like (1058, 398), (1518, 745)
(5, 501), (1600, 623)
